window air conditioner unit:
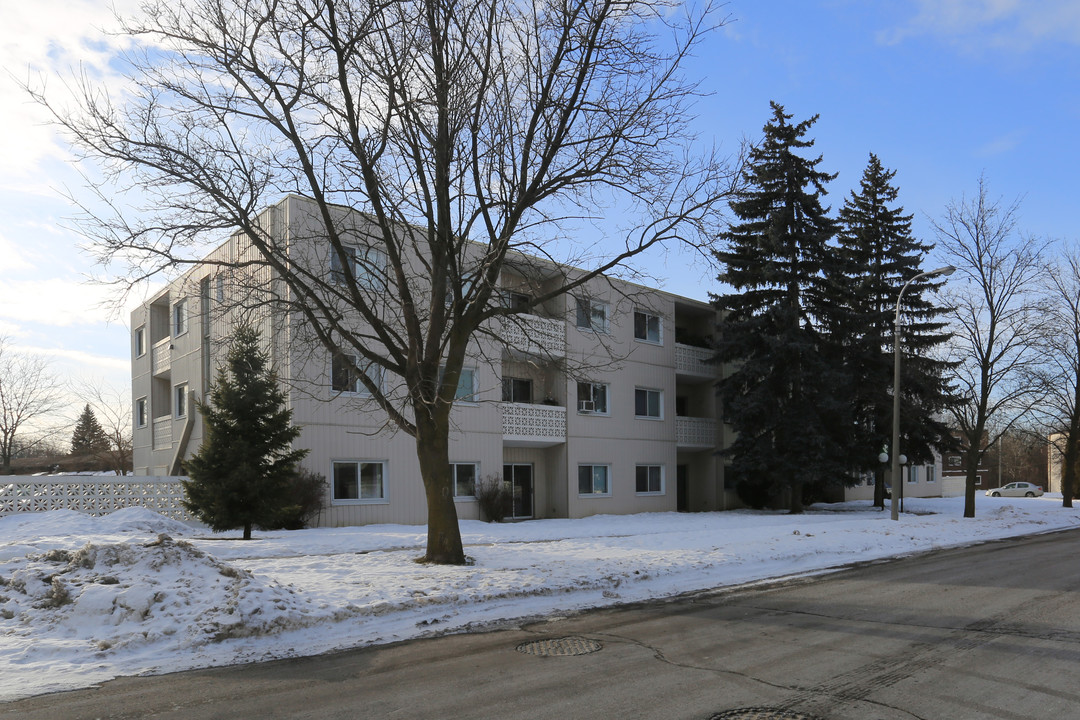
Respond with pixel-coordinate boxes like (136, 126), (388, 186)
(578, 400), (595, 412)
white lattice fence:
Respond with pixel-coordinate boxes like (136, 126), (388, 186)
(0, 476), (192, 521)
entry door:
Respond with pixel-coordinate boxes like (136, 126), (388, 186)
(677, 464), (689, 512)
(503, 463), (534, 519)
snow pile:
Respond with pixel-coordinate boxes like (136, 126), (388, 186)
(2, 494), (1078, 700)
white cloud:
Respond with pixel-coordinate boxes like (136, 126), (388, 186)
(0, 277), (135, 328)
(881, 0), (1080, 50)
(0, 0), (144, 182)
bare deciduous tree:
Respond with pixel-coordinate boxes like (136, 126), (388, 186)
(1039, 244), (1080, 507)
(0, 337), (65, 474)
(933, 176), (1050, 518)
(38, 0), (739, 562)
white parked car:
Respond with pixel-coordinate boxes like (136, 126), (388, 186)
(986, 482), (1044, 498)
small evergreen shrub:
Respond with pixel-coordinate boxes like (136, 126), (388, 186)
(263, 468), (327, 530)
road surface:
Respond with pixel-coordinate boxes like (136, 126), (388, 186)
(4, 528), (1080, 719)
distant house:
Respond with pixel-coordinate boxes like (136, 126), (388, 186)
(844, 452), (948, 501)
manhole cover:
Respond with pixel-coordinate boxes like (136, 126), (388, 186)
(516, 636), (603, 657)
(710, 709), (824, 720)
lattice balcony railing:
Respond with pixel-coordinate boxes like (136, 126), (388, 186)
(151, 337), (171, 375)
(499, 314), (566, 358)
(0, 477), (192, 521)
(674, 343), (715, 377)
(676, 416), (716, 448)
(501, 402), (567, 442)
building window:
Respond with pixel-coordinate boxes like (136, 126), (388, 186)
(331, 245), (387, 290)
(577, 381), (609, 414)
(502, 377), (533, 404)
(332, 460), (386, 502)
(633, 310), (662, 344)
(635, 388), (662, 419)
(635, 465), (663, 494)
(452, 463), (478, 498)
(947, 455), (962, 467)
(174, 384), (188, 419)
(454, 367), (477, 403)
(332, 354), (382, 396)
(578, 465), (610, 496)
(135, 397), (148, 428)
(575, 297), (608, 333)
(926, 465), (937, 483)
(215, 274), (225, 302)
(907, 465), (918, 483)
(172, 299), (188, 337)
(502, 290), (531, 312)
(135, 326), (146, 357)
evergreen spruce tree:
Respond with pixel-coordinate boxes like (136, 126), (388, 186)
(834, 154), (955, 508)
(183, 326), (309, 539)
(71, 404), (110, 454)
(713, 102), (849, 513)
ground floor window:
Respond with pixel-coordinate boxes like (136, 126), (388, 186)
(926, 465), (937, 483)
(907, 465), (918, 483)
(452, 462), (477, 498)
(333, 460), (386, 502)
(635, 465), (663, 494)
(578, 464), (610, 496)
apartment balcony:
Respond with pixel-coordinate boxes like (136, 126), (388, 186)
(501, 402), (566, 448)
(500, 314), (566, 359)
(152, 415), (172, 451)
(151, 338), (172, 376)
(675, 343), (716, 382)
(676, 416), (716, 449)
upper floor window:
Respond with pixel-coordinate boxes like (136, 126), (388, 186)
(502, 290), (531, 312)
(215, 274), (225, 302)
(135, 326), (146, 357)
(135, 397), (148, 428)
(575, 297), (609, 333)
(635, 387), (662, 419)
(502, 377), (533, 404)
(331, 245), (387, 290)
(332, 354), (383, 396)
(174, 384), (188, 419)
(634, 310), (662, 344)
(172, 299), (188, 337)
(577, 381), (609, 414)
(451, 462), (478, 498)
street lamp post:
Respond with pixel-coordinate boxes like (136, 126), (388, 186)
(891, 265), (956, 521)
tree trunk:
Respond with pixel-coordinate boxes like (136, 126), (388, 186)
(1063, 434), (1078, 509)
(873, 465), (885, 509)
(963, 450), (979, 519)
(244, 522), (252, 540)
(788, 481), (804, 514)
(415, 415), (466, 565)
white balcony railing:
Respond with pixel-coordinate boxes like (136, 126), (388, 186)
(676, 416), (716, 448)
(501, 402), (567, 446)
(151, 337), (172, 375)
(152, 415), (172, 450)
(675, 343), (715, 378)
(500, 314), (566, 358)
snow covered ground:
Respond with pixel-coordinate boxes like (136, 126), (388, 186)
(2, 494), (1078, 701)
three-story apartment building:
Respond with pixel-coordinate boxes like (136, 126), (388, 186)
(131, 195), (732, 526)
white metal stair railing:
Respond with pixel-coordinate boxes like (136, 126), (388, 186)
(0, 476), (192, 521)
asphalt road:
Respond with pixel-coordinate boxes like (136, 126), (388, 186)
(5, 528), (1080, 720)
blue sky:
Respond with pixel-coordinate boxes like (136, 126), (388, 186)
(1, 0), (1078, 424)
